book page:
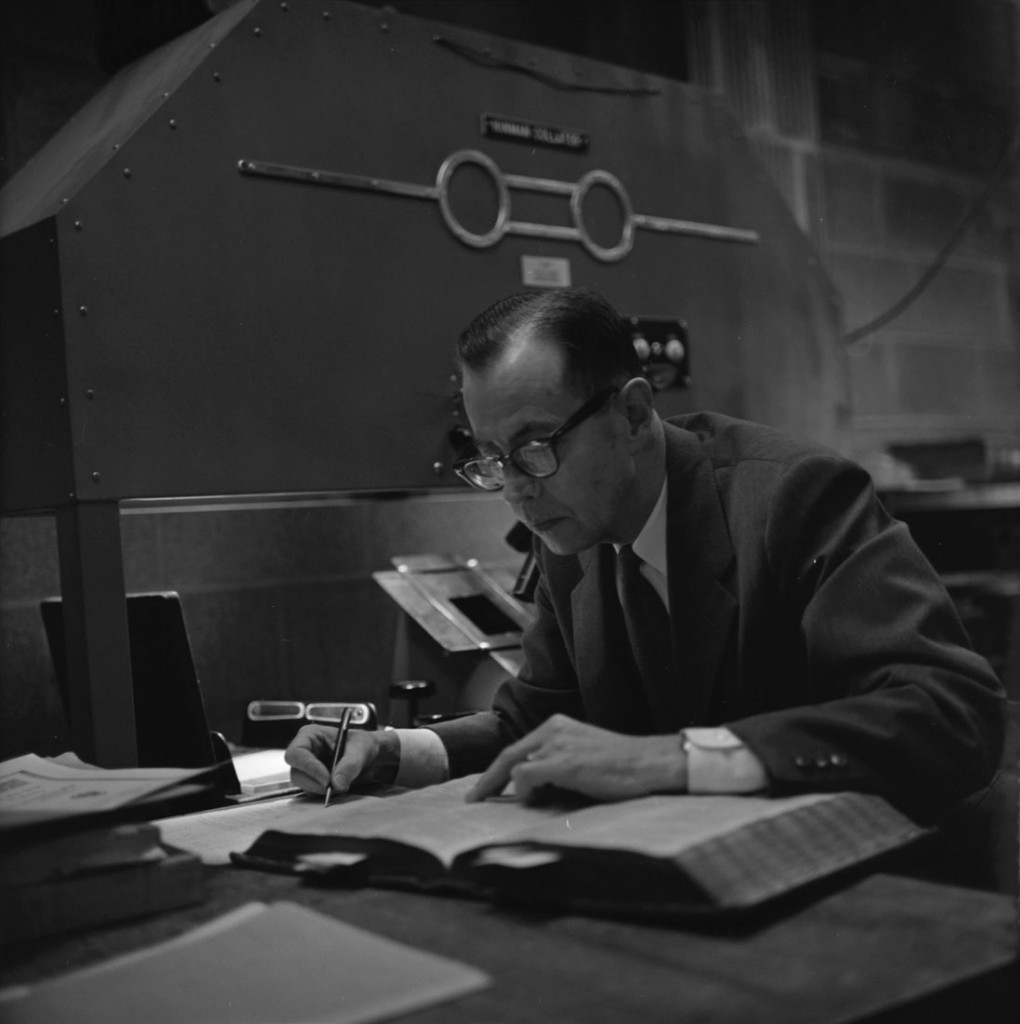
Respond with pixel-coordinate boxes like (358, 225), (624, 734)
(498, 791), (838, 857)
(155, 791), (380, 865)
(161, 775), (568, 868)
(285, 775), (571, 866)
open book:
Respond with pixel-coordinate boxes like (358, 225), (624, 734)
(231, 775), (929, 917)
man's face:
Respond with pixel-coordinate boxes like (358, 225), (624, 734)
(461, 332), (637, 555)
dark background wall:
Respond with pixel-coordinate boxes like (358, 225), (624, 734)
(2, 0), (1018, 759)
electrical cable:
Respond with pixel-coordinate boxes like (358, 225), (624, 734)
(432, 35), (661, 97)
(844, 131), (1020, 346)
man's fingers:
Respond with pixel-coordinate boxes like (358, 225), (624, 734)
(467, 736), (569, 802)
(508, 759), (557, 804)
(284, 723), (346, 792)
(466, 739), (541, 802)
(284, 747), (329, 788)
(329, 747), (366, 794)
(465, 761), (511, 802)
(288, 764), (326, 795)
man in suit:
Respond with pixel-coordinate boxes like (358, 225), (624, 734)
(287, 288), (1005, 816)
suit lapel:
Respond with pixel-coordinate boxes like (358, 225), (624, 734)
(663, 424), (738, 726)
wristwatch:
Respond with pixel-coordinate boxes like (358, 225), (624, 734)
(681, 727), (746, 754)
(680, 727), (768, 793)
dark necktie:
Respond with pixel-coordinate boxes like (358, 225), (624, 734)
(615, 545), (673, 692)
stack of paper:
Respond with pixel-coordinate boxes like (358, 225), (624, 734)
(0, 754), (210, 943)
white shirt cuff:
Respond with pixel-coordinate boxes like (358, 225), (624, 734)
(683, 727), (769, 793)
(392, 727), (450, 788)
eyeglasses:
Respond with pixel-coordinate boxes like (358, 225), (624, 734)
(454, 386), (619, 492)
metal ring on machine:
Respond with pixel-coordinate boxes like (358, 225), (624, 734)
(435, 150), (511, 249)
(570, 169), (635, 262)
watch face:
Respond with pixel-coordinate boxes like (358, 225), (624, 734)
(684, 728), (744, 751)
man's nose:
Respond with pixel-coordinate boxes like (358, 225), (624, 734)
(502, 464), (539, 503)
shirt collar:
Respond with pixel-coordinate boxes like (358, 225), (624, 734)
(631, 475), (668, 577)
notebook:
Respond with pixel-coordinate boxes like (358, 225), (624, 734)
(0, 900), (490, 1023)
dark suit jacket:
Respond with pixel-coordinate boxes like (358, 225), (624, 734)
(432, 412), (1006, 814)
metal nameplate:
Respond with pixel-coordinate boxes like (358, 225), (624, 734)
(480, 113), (589, 152)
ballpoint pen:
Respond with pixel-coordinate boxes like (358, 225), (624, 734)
(323, 705), (354, 808)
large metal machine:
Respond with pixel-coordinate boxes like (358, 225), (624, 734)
(0, 0), (846, 764)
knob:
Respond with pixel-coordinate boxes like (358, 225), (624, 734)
(389, 679), (436, 726)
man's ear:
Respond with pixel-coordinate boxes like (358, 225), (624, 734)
(619, 377), (656, 438)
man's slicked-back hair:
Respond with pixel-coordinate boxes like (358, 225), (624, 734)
(456, 288), (644, 397)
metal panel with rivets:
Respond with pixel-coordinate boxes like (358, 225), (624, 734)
(0, 0), (847, 764)
(1, 0), (845, 512)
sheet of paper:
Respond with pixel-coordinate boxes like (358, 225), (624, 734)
(0, 754), (207, 829)
(0, 901), (490, 1024)
(154, 792), (375, 865)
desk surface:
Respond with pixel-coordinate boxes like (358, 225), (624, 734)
(2, 865), (1016, 1024)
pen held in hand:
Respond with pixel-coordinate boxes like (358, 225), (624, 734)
(323, 706), (354, 808)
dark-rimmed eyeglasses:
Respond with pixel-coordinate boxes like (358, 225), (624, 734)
(454, 386), (619, 492)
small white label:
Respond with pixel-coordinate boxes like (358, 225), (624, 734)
(520, 256), (571, 288)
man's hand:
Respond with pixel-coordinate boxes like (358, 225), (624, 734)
(284, 724), (399, 796)
(466, 714), (688, 803)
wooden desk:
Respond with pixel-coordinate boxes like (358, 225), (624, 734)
(2, 865), (1016, 1024)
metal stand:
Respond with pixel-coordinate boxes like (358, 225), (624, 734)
(55, 501), (137, 766)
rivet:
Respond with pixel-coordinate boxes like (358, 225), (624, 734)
(85, 389), (95, 399)
(432, 461), (444, 475)
(68, 492), (75, 500)
(79, 305), (89, 316)
(53, 308), (60, 317)
(213, 71), (222, 82)
(112, 142), (119, 151)
(91, 471), (101, 482)
(59, 397), (67, 405)
(253, 26), (262, 36)
(322, 10), (331, 18)
(280, 1), (289, 9)
(74, 220), (83, 231)
(162, 92), (169, 99)
(381, 22), (389, 31)
(168, 118), (178, 129)
(123, 168), (132, 178)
